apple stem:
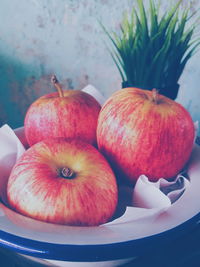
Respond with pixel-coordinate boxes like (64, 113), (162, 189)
(152, 88), (159, 104)
(51, 75), (64, 98)
(59, 167), (75, 179)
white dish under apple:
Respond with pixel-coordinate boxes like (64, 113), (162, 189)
(0, 127), (200, 266)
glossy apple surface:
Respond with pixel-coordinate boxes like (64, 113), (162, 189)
(7, 138), (118, 226)
(24, 89), (101, 146)
(97, 88), (195, 183)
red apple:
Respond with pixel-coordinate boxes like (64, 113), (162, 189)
(7, 138), (118, 226)
(97, 88), (195, 183)
(24, 76), (101, 146)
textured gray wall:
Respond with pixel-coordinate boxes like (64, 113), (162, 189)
(0, 0), (200, 130)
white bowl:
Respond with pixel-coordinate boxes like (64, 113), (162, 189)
(0, 128), (199, 266)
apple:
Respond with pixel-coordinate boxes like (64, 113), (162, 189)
(97, 88), (195, 183)
(24, 76), (101, 147)
(7, 138), (118, 226)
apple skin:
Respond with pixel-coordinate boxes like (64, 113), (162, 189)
(24, 90), (101, 146)
(7, 138), (118, 226)
(97, 88), (195, 183)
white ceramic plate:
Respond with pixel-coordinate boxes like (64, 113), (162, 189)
(0, 128), (200, 264)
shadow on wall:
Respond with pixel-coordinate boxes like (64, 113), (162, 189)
(0, 53), (56, 129)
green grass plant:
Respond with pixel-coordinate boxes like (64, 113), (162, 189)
(102, 0), (200, 98)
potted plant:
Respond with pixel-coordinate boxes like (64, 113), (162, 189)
(102, 0), (200, 100)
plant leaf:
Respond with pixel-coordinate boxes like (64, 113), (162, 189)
(101, 0), (200, 94)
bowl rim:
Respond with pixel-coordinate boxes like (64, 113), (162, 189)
(0, 212), (199, 261)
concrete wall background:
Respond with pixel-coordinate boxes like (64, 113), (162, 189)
(0, 0), (200, 132)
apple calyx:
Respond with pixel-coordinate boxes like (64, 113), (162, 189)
(58, 167), (75, 179)
(152, 88), (159, 104)
(51, 75), (64, 98)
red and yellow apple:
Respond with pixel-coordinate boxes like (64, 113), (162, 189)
(24, 76), (101, 146)
(97, 88), (195, 183)
(7, 138), (118, 226)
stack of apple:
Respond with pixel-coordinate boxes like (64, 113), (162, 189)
(7, 77), (195, 226)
